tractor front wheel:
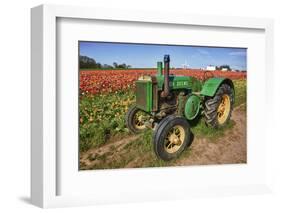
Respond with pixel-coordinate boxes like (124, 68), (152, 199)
(204, 83), (234, 128)
(153, 115), (191, 161)
(126, 105), (150, 133)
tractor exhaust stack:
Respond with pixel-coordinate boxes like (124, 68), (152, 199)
(161, 55), (170, 98)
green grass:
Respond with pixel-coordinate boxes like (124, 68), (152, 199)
(79, 79), (246, 156)
(191, 119), (235, 141)
(233, 80), (247, 107)
(84, 129), (192, 170)
(79, 90), (135, 152)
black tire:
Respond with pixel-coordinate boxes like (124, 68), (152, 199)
(153, 115), (191, 161)
(204, 83), (234, 128)
(125, 105), (149, 133)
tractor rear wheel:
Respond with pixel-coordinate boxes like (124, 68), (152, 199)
(204, 83), (234, 128)
(126, 105), (150, 133)
(153, 115), (191, 161)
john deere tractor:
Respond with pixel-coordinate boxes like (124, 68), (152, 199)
(126, 55), (234, 161)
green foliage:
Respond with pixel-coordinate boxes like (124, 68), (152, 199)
(191, 118), (235, 141)
(79, 90), (135, 152)
(233, 80), (247, 107)
(79, 55), (131, 69)
(216, 64), (231, 71)
(79, 56), (99, 69)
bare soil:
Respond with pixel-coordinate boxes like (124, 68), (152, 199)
(175, 104), (246, 166)
(80, 105), (246, 170)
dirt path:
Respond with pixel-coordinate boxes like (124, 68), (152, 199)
(174, 104), (246, 166)
(80, 105), (246, 170)
(80, 135), (140, 169)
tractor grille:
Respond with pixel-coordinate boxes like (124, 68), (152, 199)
(136, 81), (148, 111)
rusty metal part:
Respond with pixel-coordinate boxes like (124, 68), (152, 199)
(151, 76), (159, 111)
(161, 54), (170, 98)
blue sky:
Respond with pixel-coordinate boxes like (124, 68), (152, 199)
(79, 41), (247, 70)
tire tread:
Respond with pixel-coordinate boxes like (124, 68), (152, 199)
(204, 83), (234, 128)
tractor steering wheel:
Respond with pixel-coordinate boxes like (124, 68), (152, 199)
(203, 71), (214, 82)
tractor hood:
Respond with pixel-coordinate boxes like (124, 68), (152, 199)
(156, 75), (202, 92)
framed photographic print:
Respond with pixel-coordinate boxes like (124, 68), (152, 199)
(31, 4), (274, 208)
(78, 41), (247, 169)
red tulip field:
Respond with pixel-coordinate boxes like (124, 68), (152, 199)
(79, 69), (246, 95)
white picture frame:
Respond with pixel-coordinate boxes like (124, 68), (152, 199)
(31, 4), (274, 208)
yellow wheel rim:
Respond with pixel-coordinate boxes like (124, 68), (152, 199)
(217, 94), (231, 125)
(164, 125), (185, 154)
(133, 111), (147, 130)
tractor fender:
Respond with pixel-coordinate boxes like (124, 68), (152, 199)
(200, 77), (234, 97)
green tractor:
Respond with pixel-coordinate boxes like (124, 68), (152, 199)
(126, 55), (234, 161)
